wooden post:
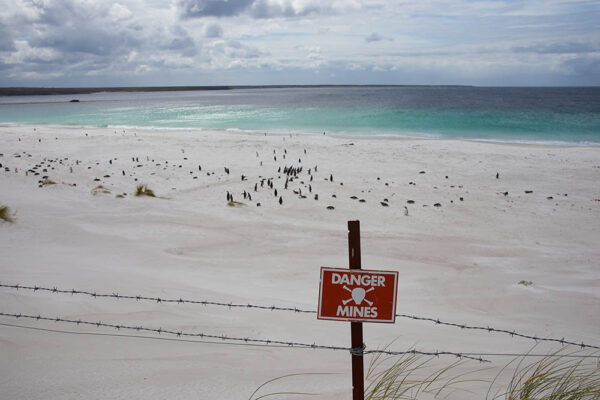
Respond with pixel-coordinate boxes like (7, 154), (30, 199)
(348, 220), (364, 400)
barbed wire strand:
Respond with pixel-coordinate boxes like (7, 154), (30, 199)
(1, 320), (597, 361)
(0, 311), (489, 362)
(1, 282), (598, 351)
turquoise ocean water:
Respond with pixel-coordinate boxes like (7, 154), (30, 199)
(0, 87), (599, 143)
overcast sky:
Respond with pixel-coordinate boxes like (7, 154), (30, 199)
(1, 0), (599, 87)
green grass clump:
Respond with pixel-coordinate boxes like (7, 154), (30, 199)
(135, 184), (156, 197)
(91, 185), (111, 195)
(227, 200), (245, 207)
(518, 280), (533, 286)
(489, 348), (600, 400)
(249, 373), (335, 400)
(40, 178), (56, 186)
(365, 350), (476, 399)
(0, 205), (15, 223)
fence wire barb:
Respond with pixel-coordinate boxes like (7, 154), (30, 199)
(0, 311), (489, 362)
(1, 282), (598, 350)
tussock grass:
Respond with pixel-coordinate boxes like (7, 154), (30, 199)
(0, 205), (15, 223)
(39, 178), (56, 186)
(252, 346), (599, 400)
(488, 348), (600, 400)
(135, 184), (156, 197)
(365, 349), (482, 400)
(91, 185), (111, 195)
(249, 373), (336, 400)
(518, 280), (533, 286)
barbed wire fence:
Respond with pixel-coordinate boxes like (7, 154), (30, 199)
(0, 282), (598, 363)
(1, 282), (598, 351)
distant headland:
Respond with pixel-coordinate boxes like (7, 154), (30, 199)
(0, 85), (470, 96)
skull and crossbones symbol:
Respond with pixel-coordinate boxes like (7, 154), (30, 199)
(342, 285), (374, 306)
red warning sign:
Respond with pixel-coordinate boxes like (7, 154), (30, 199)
(317, 267), (398, 323)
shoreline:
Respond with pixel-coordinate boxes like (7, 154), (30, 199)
(1, 122), (598, 148)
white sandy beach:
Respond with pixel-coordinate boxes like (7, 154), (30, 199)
(0, 124), (599, 399)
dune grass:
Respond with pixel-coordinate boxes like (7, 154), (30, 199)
(250, 347), (599, 399)
(364, 350), (482, 399)
(91, 185), (111, 195)
(135, 184), (156, 197)
(0, 205), (15, 223)
(39, 178), (56, 186)
(248, 373), (336, 400)
(488, 348), (600, 400)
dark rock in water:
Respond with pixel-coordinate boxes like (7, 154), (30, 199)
(327, 205), (335, 210)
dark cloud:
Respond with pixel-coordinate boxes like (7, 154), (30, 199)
(0, 22), (15, 51)
(563, 56), (600, 80)
(250, 0), (296, 18)
(512, 42), (599, 55)
(34, 26), (139, 56)
(179, 0), (254, 18)
(179, 0), (333, 19)
(224, 40), (263, 58)
(205, 23), (223, 38)
(365, 33), (383, 43)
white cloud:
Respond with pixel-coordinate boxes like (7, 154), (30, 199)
(109, 3), (133, 21)
(0, 0), (598, 85)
